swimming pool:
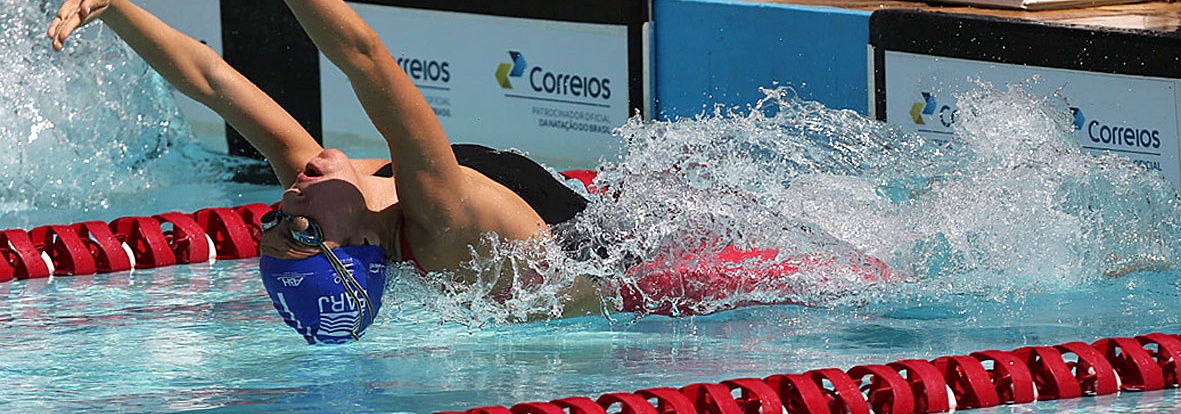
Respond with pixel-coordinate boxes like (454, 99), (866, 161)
(5, 1), (1181, 412)
(4, 253), (1181, 413)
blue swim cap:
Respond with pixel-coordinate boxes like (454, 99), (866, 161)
(259, 245), (387, 344)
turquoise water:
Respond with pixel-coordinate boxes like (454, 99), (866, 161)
(3, 260), (1180, 412)
(5, 0), (1181, 412)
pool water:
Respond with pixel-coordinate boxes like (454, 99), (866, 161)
(3, 260), (1180, 412)
(5, 0), (1181, 412)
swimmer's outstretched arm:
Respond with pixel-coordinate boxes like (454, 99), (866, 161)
(47, 0), (323, 187)
(281, 0), (470, 227)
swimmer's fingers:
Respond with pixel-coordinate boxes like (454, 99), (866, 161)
(260, 237), (320, 259)
(47, 0), (108, 51)
(260, 244), (319, 260)
(47, 3), (66, 47)
(48, 0), (77, 48)
(260, 225), (320, 259)
(48, 0), (85, 51)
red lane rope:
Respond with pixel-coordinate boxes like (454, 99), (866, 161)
(440, 333), (1181, 414)
(3, 203), (1178, 413)
(0, 203), (270, 282)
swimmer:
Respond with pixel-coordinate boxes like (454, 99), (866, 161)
(47, 0), (896, 343)
(48, 0), (602, 341)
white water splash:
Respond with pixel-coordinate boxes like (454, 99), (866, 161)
(897, 85), (1180, 295)
(0, 0), (247, 228)
(386, 85), (1181, 326)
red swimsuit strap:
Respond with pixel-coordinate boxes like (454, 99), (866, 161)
(398, 221), (427, 275)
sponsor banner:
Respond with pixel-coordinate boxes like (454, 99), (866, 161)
(882, 50), (1181, 187)
(321, 4), (630, 167)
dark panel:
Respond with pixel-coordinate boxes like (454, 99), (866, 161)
(349, 0), (648, 25)
(627, 8), (647, 118)
(873, 45), (886, 121)
(221, 0), (322, 164)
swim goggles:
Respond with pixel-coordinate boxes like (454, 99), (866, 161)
(260, 210), (375, 340)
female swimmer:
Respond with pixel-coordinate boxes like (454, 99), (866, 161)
(48, 0), (604, 339)
(47, 0), (895, 343)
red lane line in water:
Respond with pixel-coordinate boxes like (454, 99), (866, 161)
(0, 203), (265, 282)
(446, 333), (1181, 414)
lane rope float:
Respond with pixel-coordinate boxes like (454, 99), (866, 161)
(440, 333), (1181, 414)
(0, 203), (270, 283)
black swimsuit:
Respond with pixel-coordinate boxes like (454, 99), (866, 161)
(373, 144), (589, 225)
(378, 144), (591, 270)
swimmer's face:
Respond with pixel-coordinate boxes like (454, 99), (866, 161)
(279, 148), (367, 242)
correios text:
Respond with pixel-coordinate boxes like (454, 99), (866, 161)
(1087, 120), (1161, 149)
(528, 66), (611, 100)
(396, 57), (450, 83)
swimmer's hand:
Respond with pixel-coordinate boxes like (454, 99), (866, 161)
(260, 218), (322, 260)
(47, 0), (112, 51)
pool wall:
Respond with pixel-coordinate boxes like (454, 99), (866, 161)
(130, 0), (1181, 186)
(650, 0), (872, 118)
(871, 9), (1181, 189)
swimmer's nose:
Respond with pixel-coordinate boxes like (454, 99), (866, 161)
(303, 161), (324, 177)
(305, 149), (349, 176)
(319, 148), (349, 162)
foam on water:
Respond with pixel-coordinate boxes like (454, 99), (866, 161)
(0, 0), (249, 228)
(388, 85), (1181, 326)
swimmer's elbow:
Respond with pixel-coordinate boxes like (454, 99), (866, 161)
(332, 31), (389, 79)
(169, 43), (228, 104)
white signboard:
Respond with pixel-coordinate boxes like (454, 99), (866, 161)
(882, 50), (1181, 188)
(321, 4), (631, 168)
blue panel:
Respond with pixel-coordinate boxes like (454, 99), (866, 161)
(653, 0), (871, 119)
